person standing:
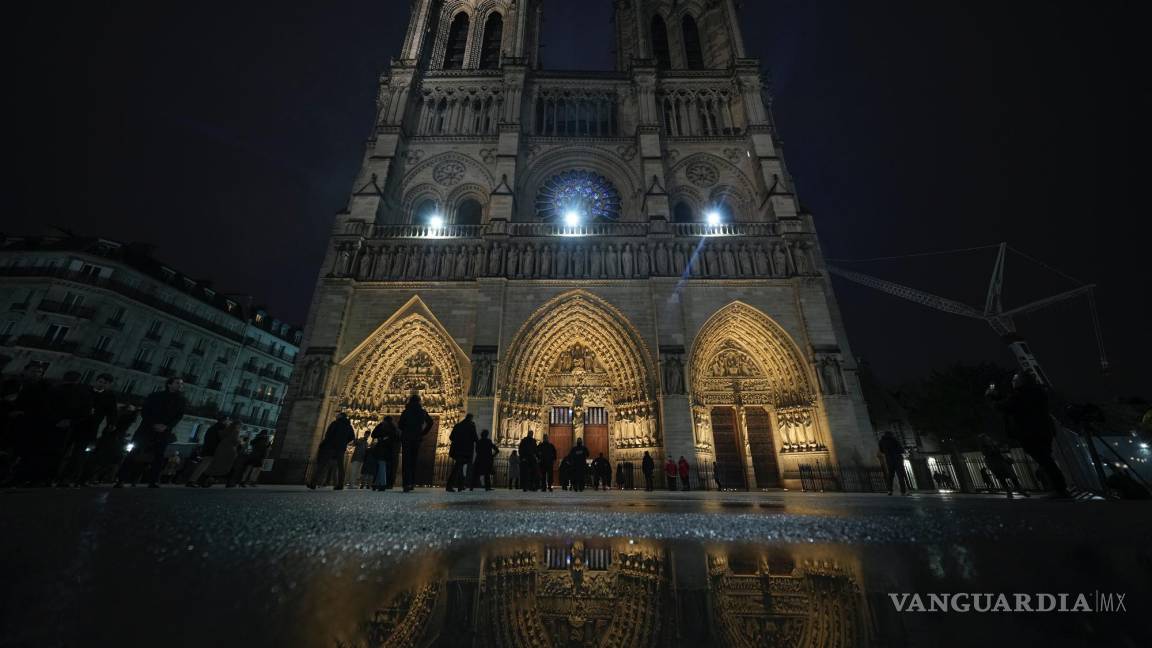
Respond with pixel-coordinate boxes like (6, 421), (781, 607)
(878, 430), (910, 496)
(508, 450), (521, 490)
(472, 429), (499, 491)
(241, 431), (272, 487)
(46, 371), (95, 486)
(980, 435), (1028, 499)
(348, 430), (369, 489)
(558, 455), (571, 490)
(308, 412), (356, 490)
(213, 423), (244, 487)
(371, 416), (400, 491)
(1, 362), (51, 484)
(518, 430), (539, 492)
(988, 371), (1070, 497)
(115, 377), (186, 488)
(615, 463), (626, 490)
(89, 405), (136, 484)
(568, 439), (590, 492)
(678, 456), (691, 491)
(537, 433), (557, 492)
(664, 457), (678, 491)
(712, 460), (724, 492)
(641, 451), (655, 491)
(591, 454), (610, 490)
(186, 417), (230, 487)
(446, 414), (478, 492)
(398, 395), (433, 492)
(72, 374), (119, 486)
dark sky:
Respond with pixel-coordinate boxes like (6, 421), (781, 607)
(8, 0), (1149, 400)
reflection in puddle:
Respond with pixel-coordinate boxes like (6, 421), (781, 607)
(295, 538), (1145, 648)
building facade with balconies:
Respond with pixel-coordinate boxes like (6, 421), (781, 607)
(276, 0), (875, 489)
(0, 236), (302, 451)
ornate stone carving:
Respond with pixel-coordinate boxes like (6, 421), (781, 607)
(686, 161), (720, 188)
(432, 160), (466, 186)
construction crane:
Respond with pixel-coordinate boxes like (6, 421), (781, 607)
(827, 243), (1109, 388)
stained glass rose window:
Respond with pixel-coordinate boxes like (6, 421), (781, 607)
(535, 170), (622, 223)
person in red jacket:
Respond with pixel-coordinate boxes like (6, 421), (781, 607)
(678, 456), (691, 491)
(664, 457), (678, 491)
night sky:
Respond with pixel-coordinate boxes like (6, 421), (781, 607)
(9, 0), (1149, 401)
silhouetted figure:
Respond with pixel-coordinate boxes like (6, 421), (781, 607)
(348, 430), (369, 488)
(537, 434), (557, 492)
(188, 417), (231, 487)
(508, 450), (521, 490)
(568, 440), (590, 492)
(212, 422), (244, 486)
(371, 416), (400, 490)
(472, 429), (499, 491)
(241, 431), (272, 486)
(559, 456), (572, 490)
(616, 463), (626, 490)
(518, 431), (538, 492)
(447, 414), (477, 492)
(591, 454), (611, 490)
(115, 377), (186, 488)
(308, 412), (355, 491)
(712, 461), (723, 491)
(878, 430), (909, 495)
(89, 405), (136, 484)
(641, 451), (655, 491)
(398, 396), (433, 492)
(664, 457), (678, 491)
(980, 467), (997, 491)
(980, 435), (1028, 499)
(678, 456), (691, 491)
(989, 372), (1070, 497)
(1, 362), (51, 484)
(65, 373), (118, 486)
(45, 371), (95, 486)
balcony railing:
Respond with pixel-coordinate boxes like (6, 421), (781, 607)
(0, 266), (247, 342)
(131, 360), (153, 373)
(12, 335), (79, 354)
(38, 300), (96, 319)
(357, 220), (784, 240)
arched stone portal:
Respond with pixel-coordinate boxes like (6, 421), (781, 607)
(336, 297), (470, 481)
(500, 290), (659, 463)
(688, 302), (824, 490)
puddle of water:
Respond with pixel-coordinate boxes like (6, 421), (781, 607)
(63, 536), (1149, 647)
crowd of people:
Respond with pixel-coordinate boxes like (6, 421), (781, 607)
(1, 361), (273, 489)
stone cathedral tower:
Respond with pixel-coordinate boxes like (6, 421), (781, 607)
(273, 0), (876, 489)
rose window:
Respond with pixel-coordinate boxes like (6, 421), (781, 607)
(535, 170), (622, 223)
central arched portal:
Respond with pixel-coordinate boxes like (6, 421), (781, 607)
(500, 291), (660, 465)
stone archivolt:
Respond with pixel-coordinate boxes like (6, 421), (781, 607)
(337, 300), (469, 428)
(499, 290), (659, 447)
(689, 302), (824, 453)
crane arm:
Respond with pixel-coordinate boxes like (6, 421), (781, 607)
(827, 266), (987, 320)
(998, 285), (1097, 320)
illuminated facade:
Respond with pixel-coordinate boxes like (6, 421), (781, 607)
(274, 0), (875, 487)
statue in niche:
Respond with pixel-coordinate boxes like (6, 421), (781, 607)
(820, 356), (846, 395)
(521, 244), (534, 277)
(424, 248), (438, 279)
(637, 244), (650, 277)
(621, 244), (633, 278)
(539, 244), (552, 276)
(606, 244), (620, 277)
(672, 243), (686, 275)
(488, 242), (504, 275)
(722, 244), (737, 276)
(455, 245), (469, 278)
(358, 248), (373, 279)
(663, 355), (685, 395)
(406, 246), (422, 278)
(471, 355), (494, 396)
(590, 244), (603, 277)
(772, 244), (789, 277)
(301, 359), (327, 397)
(793, 242), (810, 274)
(655, 243), (669, 275)
(573, 245), (586, 277)
(739, 244), (754, 276)
(390, 246), (406, 278)
(506, 244), (519, 277)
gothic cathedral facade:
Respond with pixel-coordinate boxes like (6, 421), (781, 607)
(274, 0), (876, 489)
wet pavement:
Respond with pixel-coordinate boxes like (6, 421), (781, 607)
(1, 486), (1149, 647)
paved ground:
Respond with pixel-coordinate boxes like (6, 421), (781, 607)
(1, 486), (1149, 647)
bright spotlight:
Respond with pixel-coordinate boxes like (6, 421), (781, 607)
(564, 210), (582, 228)
(429, 215), (444, 229)
(706, 211), (722, 227)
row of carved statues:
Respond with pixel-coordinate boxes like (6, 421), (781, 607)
(332, 238), (820, 282)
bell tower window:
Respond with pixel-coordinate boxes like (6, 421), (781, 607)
(651, 16), (671, 70)
(443, 13), (470, 70)
(682, 15), (705, 69)
(479, 13), (504, 69)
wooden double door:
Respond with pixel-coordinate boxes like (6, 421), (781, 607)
(710, 406), (781, 489)
(548, 407), (609, 462)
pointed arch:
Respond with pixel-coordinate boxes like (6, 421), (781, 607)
(682, 14), (705, 69)
(502, 290), (657, 409)
(338, 296), (470, 422)
(443, 12), (470, 70)
(479, 12), (504, 69)
(688, 302), (817, 408)
(650, 15), (671, 70)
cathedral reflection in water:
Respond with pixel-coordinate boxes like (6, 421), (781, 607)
(332, 540), (881, 648)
